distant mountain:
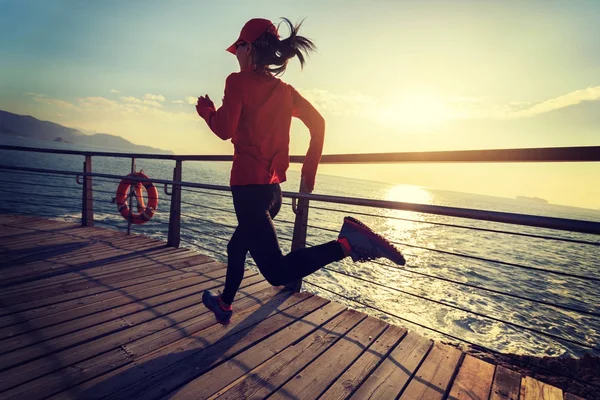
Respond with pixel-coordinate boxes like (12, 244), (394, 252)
(0, 110), (174, 155)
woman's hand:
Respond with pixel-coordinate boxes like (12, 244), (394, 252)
(301, 175), (314, 194)
(196, 94), (216, 120)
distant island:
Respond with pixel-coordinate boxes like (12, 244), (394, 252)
(0, 109), (174, 155)
(515, 196), (549, 204)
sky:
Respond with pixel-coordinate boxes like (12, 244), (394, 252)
(1, 0), (599, 208)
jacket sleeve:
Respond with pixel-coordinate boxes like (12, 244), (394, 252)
(198, 73), (243, 141)
(291, 87), (325, 192)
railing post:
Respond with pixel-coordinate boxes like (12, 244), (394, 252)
(287, 180), (310, 292)
(81, 155), (93, 227)
(167, 159), (182, 248)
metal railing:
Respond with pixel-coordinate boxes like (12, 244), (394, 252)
(1, 144), (600, 379)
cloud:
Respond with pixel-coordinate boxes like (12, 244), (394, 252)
(32, 96), (79, 110)
(513, 86), (600, 117)
(121, 96), (143, 104)
(298, 89), (374, 117)
(143, 93), (166, 102)
(172, 100), (184, 104)
(185, 96), (197, 105)
(25, 92), (47, 98)
(110, 89), (120, 93)
(143, 99), (163, 108)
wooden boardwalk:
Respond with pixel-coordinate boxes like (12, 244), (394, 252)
(0, 214), (584, 400)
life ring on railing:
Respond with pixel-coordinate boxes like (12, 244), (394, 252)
(115, 171), (158, 224)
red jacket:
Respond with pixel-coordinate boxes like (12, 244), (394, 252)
(197, 71), (325, 191)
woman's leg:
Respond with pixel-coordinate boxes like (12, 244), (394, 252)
(220, 227), (248, 305)
(239, 184), (346, 286)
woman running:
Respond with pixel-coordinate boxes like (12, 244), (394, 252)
(196, 17), (406, 324)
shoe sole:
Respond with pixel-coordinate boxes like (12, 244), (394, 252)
(343, 216), (406, 265)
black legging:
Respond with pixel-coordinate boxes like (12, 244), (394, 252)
(221, 183), (345, 305)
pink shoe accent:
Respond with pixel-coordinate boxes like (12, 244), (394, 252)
(219, 297), (232, 311)
(337, 237), (351, 257)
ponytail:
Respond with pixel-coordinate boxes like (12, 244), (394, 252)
(252, 18), (316, 76)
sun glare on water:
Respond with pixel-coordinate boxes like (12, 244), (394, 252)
(383, 184), (433, 237)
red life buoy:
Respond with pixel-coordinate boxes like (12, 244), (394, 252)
(115, 172), (158, 224)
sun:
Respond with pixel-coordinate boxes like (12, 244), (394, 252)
(378, 93), (453, 127)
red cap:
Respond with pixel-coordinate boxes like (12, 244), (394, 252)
(226, 18), (279, 54)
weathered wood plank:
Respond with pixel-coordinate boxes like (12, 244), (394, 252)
(490, 366), (521, 400)
(350, 330), (432, 399)
(0, 246), (192, 296)
(0, 259), (224, 319)
(0, 280), (278, 399)
(0, 261), (225, 331)
(99, 294), (331, 400)
(269, 316), (389, 400)
(398, 343), (463, 400)
(178, 305), (358, 400)
(520, 376), (563, 400)
(0, 268), (236, 343)
(0, 270), (255, 366)
(0, 250), (205, 302)
(448, 355), (495, 400)
(319, 325), (407, 400)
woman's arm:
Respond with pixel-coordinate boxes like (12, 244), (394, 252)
(196, 73), (243, 140)
(291, 87), (325, 193)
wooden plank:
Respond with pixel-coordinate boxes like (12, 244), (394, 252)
(42, 292), (330, 400)
(0, 260), (225, 330)
(0, 238), (164, 278)
(0, 259), (224, 318)
(97, 294), (332, 400)
(399, 343), (462, 400)
(194, 306), (362, 400)
(269, 315), (389, 400)
(448, 355), (495, 400)
(0, 270), (256, 367)
(0, 278), (276, 398)
(319, 325), (407, 400)
(351, 330), (432, 399)
(0, 245), (187, 294)
(0, 268), (242, 358)
(0, 229), (153, 261)
(0, 239), (177, 283)
(520, 376), (563, 400)
(4, 283), (279, 400)
(0, 265), (231, 340)
(0, 249), (203, 302)
(490, 366), (521, 400)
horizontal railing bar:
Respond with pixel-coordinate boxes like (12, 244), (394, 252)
(309, 205), (600, 246)
(181, 226), (230, 243)
(306, 242), (600, 317)
(377, 261), (599, 318)
(180, 200), (296, 226)
(2, 164), (599, 235)
(180, 213), (236, 230)
(0, 179), (78, 191)
(0, 188), (75, 201)
(308, 228), (599, 281)
(0, 198), (77, 209)
(322, 266), (600, 350)
(179, 237), (222, 256)
(180, 200), (235, 214)
(292, 192), (600, 235)
(184, 188), (233, 199)
(2, 144), (600, 163)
